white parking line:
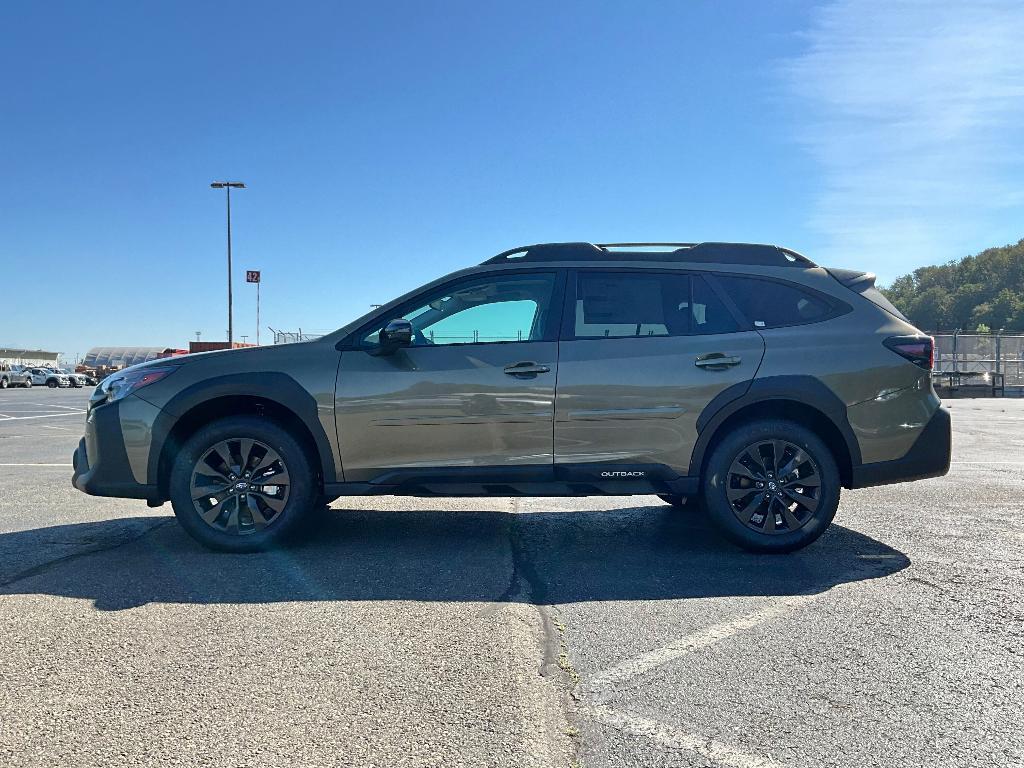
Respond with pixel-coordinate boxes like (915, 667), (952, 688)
(952, 461), (1024, 465)
(0, 411), (85, 421)
(0, 463), (73, 467)
(586, 707), (783, 768)
(28, 402), (87, 410)
(584, 594), (817, 695)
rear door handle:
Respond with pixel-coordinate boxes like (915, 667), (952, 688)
(503, 361), (551, 376)
(694, 353), (742, 369)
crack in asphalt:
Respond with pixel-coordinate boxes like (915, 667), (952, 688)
(498, 499), (584, 764)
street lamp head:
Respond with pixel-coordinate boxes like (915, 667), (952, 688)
(210, 181), (246, 189)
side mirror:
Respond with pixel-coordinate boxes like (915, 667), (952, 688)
(377, 318), (413, 353)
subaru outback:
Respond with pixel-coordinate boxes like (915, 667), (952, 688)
(72, 242), (951, 553)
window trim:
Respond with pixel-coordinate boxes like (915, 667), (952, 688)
(706, 272), (852, 330)
(338, 268), (567, 350)
(559, 267), (748, 341)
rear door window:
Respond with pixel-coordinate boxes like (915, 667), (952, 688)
(691, 275), (739, 335)
(715, 275), (833, 328)
(571, 272), (739, 338)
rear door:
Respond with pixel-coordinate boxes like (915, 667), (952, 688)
(553, 269), (764, 478)
(335, 270), (564, 483)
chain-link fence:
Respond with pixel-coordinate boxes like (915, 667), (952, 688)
(270, 329), (328, 344)
(931, 332), (1024, 387)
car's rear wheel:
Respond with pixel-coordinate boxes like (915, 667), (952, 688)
(23, 378), (32, 388)
(169, 415), (316, 552)
(703, 419), (840, 553)
(0, 378), (7, 389)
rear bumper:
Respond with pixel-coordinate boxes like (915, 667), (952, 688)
(849, 406), (951, 489)
(72, 401), (158, 500)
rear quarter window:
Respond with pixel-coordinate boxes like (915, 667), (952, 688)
(715, 275), (839, 329)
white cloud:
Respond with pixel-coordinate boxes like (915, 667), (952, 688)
(781, 0), (1024, 279)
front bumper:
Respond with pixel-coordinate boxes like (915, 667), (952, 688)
(849, 406), (951, 489)
(72, 400), (158, 500)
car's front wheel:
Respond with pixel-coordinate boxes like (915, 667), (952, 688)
(169, 415), (317, 552)
(703, 419), (840, 553)
(46, 379), (58, 388)
(23, 378), (32, 388)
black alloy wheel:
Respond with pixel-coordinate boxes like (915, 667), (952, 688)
(726, 439), (821, 535)
(703, 419), (840, 553)
(190, 438), (291, 536)
(169, 415), (316, 552)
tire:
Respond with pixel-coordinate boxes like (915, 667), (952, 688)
(23, 378), (32, 388)
(0, 377), (7, 389)
(47, 379), (58, 388)
(169, 415), (317, 552)
(703, 419), (840, 553)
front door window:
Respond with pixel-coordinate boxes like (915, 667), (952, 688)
(364, 273), (557, 347)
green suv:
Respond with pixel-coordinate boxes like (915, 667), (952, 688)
(72, 242), (950, 553)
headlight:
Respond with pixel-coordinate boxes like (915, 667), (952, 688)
(100, 367), (176, 404)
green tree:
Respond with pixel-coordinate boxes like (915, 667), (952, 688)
(906, 286), (952, 330)
(881, 239), (1024, 331)
(970, 289), (1023, 330)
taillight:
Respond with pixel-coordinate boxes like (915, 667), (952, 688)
(883, 336), (933, 370)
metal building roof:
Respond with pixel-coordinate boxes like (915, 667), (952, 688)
(0, 348), (59, 363)
(83, 347), (171, 368)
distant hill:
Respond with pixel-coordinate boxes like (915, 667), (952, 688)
(880, 239), (1024, 332)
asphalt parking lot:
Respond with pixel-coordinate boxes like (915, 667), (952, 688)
(0, 388), (1021, 767)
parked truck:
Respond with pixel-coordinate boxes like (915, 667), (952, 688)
(0, 363), (33, 388)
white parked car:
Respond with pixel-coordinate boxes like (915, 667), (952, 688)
(56, 368), (91, 388)
(27, 368), (70, 388)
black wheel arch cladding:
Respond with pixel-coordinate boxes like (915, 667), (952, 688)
(690, 374), (862, 480)
(148, 372), (337, 493)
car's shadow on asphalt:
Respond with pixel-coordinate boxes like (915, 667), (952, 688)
(0, 501), (910, 610)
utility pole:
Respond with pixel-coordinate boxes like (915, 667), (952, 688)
(210, 181), (246, 345)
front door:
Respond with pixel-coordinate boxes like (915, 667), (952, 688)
(554, 269), (765, 478)
(335, 271), (562, 483)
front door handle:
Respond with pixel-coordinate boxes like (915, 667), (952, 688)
(504, 361), (551, 376)
(694, 353), (742, 369)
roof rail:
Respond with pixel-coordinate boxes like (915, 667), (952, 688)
(483, 242), (605, 264)
(597, 242), (697, 250)
(482, 241), (816, 267)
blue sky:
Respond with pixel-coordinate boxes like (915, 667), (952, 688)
(2, 0), (1023, 361)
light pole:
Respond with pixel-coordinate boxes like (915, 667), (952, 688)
(210, 181), (246, 345)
